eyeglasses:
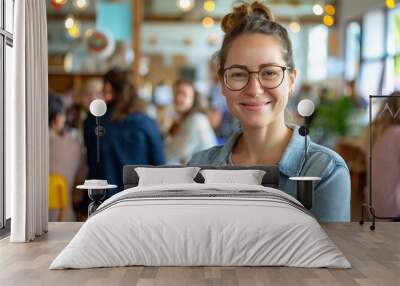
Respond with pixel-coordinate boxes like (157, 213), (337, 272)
(223, 64), (291, 91)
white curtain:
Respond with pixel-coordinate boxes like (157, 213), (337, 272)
(6, 0), (48, 242)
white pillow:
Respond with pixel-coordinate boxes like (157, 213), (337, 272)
(135, 167), (200, 186)
(200, 169), (266, 185)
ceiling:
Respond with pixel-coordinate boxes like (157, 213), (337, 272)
(145, 0), (326, 21)
(47, 0), (336, 23)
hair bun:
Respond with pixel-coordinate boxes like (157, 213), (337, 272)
(221, 1), (274, 34)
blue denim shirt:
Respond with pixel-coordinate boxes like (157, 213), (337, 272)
(188, 125), (351, 222)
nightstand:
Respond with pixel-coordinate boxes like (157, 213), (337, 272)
(289, 177), (321, 210)
(77, 180), (117, 216)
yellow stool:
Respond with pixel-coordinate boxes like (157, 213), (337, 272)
(48, 174), (69, 221)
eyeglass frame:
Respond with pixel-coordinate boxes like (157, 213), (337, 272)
(222, 64), (293, 91)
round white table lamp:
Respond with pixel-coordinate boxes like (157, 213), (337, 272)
(297, 99), (315, 117)
(90, 99), (107, 117)
(89, 99), (107, 163)
(294, 99), (320, 210)
(78, 100), (111, 216)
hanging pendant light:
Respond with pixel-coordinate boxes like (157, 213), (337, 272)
(50, 0), (68, 11)
(177, 0), (195, 12)
(73, 0), (90, 11)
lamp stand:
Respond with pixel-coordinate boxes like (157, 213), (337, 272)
(94, 117), (106, 163)
(88, 189), (107, 216)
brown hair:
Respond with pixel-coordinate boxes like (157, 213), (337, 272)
(173, 78), (206, 116)
(216, 1), (295, 75)
(371, 92), (400, 147)
(103, 68), (146, 121)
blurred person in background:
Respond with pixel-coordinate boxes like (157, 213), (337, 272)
(65, 79), (105, 218)
(65, 103), (84, 141)
(84, 68), (165, 198)
(345, 79), (368, 110)
(208, 61), (238, 144)
(64, 102), (89, 212)
(153, 81), (174, 135)
(81, 78), (104, 113)
(49, 94), (82, 221)
(165, 78), (217, 164)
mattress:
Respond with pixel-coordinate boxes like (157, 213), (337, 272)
(50, 183), (351, 269)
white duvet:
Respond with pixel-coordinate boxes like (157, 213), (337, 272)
(50, 183), (351, 269)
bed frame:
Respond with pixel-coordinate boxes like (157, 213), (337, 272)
(123, 165), (280, 190)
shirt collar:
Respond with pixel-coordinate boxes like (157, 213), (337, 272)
(220, 124), (309, 176)
(213, 131), (241, 165)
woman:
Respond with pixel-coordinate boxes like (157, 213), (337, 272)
(84, 68), (165, 196)
(165, 79), (217, 164)
(369, 94), (400, 218)
(188, 1), (350, 221)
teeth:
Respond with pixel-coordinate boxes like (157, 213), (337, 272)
(243, 102), (270, 106)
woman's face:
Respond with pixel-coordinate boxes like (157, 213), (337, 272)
(82, 82), (104, 111)
(103, 82), (114, 104)
(173, 83), (195, 115)
(221, 34), (297, 129)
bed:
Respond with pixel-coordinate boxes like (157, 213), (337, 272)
(50, 165), (350, 269)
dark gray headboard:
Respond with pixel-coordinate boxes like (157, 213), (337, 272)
(123, 165), (279, 189)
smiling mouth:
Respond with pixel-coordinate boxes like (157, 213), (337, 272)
(240, 101), (272, 110)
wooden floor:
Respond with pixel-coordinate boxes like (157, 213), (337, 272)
(0, 222), (399, 286)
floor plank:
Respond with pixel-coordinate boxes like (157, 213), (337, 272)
(0, 222), (399, 286)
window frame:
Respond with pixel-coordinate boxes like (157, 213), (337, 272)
(360, 8), (387, 98)
(350, 7), (395, 99)
(344, 20), (362, 82)
(386, 6), (400, 92)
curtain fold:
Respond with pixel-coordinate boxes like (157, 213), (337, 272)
(7, 0), (48, 242)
